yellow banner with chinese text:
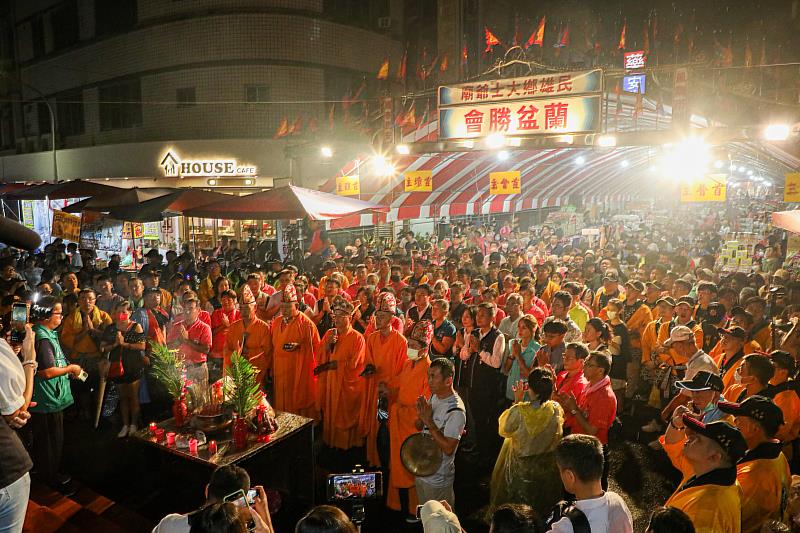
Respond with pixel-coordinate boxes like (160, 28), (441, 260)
(404, 170), (433, 192)
(784, 173), (800, 202)
(489, 171), (522, 195)
(336, 175), (361, 196)
(679, 174), (727, 202)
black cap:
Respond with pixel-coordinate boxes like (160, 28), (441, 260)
(682, 416), (748, 463)
(717, 395), (784, 436)
(675, 370), (724, 392)
(707, 302), (726, 318)
(769, 351), (796, 373)
(655, 296), (676, 307)
(144, 248), (160, 258)
(645, 281), (662, 291)
(143, 287), (161, 296)
(717, 326), (747, 340)
(625, 280), (645, 292)
(676, 295), (696, 307)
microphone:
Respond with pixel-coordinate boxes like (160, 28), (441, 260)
(0, 216), (42, 251)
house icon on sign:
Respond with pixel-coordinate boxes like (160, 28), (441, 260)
(160, 152), (180, 177)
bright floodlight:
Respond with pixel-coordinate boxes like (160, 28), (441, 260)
(486, 133), (506, 149)
(764, 124), (791, 141)
(747, 169), (754, 175)
(395, 144), (410, 155)
(661, 137), (711, 180)
(320, 146), (334, 158)
(497, 150), (510, 161)
(620, 160), (629, 168)
(370, 155), (395, 176)
(597, 135), (617, 147)
(738, 166), (746, 172)
(575, 155), (586, 165)
(714, 160), (724, 169)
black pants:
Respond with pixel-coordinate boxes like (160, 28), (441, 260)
(31, 410), (64, 486)
(601, 444), (610, 491)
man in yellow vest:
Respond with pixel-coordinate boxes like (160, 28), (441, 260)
(717, 395), (791, 533)
(663, 415), (746, 533)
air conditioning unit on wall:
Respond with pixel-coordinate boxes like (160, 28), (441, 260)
(377, 17), (392, 29)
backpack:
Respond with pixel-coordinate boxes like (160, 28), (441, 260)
(546, 500), (591, 533)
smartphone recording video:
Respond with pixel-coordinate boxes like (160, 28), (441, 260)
(326, 472), (382, 501)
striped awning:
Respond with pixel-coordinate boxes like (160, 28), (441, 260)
(322, 93), (799, 228)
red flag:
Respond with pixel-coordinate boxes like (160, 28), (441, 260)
(526, 16), (546, 48)
(288, 116), (303, 135)
(439, 54), (449, 72)
(674, 23), (683, 45)
(376, 58), (389, 80)
(273, 117), (289, 139)
(618, 21), (626, 50)
(558, 24), (570, 47)
(485, 26), (501, 52)
(396, 49), (407, 82)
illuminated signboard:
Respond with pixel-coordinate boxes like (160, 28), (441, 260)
(159, 150), (257, 178)
(622, 74), (646, 94)
(624, 50), (646, 70)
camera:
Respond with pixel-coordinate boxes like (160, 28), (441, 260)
(326, 471), (382, 501)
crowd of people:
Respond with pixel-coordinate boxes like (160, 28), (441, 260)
(2, 202), (800, 532)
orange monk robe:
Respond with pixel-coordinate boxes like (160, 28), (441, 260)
(59, 307), (113, 361)
(709, 339), (762, 368)
(358, 329), (407, 467)
(270, 311), (320, 419)
(224, 317), (272, 385)
(316, 326), (367, 450)
(773, 386), (800, 445)
(386, 356), (431, 513)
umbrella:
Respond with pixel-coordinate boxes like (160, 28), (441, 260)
(4, 180), (123, 200)
(62, 187), (177, 213)
(182, 185), (388, 220)
(107, 189), (233, 222)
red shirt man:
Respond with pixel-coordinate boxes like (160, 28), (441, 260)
(558, 352), (617, 445)
(556, 343), (590, 434)
(168, 297), (212, 365)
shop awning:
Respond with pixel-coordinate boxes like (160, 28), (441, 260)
(62, 187), (177, 213)
(106, 189), (234, 222)
(322, 93), (800, 228)
(4, 180), (124, 200)
(772, 210), (800, 234)
(182, 185), (388, 220)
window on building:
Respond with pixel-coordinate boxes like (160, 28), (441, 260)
(57, 89), (85, 137)
(245, 85), (270, 103)
(176, 87), (196, 108)
(37, 103), (52, 135)
(0, 105), (13, 149)
(30, 16), (45, 58)
(99, 79), (142, 131)
(52, 0), (79, 52)
(95, 0), (136, 37)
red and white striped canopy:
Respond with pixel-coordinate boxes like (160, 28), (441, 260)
(321, 93), (799, 228)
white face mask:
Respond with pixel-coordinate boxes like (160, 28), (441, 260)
(606, 311), (618, 320)
(406, 347), (421, 361)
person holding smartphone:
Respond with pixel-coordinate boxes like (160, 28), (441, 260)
(29, 296), (82, 496)
(0, 324), (36, 533)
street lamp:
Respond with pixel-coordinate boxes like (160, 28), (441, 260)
(0, 72), (58, 183)
(764, 124), (791, 142)
(395, 144), (410, 155)
(320, 146), (334, 158)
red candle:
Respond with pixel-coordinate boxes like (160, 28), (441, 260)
(208, 440), (217, 454)
(166, 432), (176, 446)
(149, 422), (157, 435)
(188, 438), (198, 454)
(155, 428), (165, 442)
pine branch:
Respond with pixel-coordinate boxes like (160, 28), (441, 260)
(224, 352), (261, 417)
(148, 341), (184, 399)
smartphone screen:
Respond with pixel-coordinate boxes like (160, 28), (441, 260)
(326, 472), (382, 500)
(11, 303), (27, 326)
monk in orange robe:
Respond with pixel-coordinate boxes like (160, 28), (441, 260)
(359, 292), (407, 467)
(224, 285), (272, 386)
(315, 296), (367, 450)
(384, 320), (433, 516)
(270, 283), (320, 419)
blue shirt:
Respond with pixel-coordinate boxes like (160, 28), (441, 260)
(505, 339), (541, 400)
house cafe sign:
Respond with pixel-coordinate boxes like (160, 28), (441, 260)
(159, 150), (257, 178)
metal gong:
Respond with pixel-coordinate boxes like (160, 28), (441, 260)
(400, 432), (443, 477)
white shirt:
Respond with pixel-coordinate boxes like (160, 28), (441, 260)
(152, 513), (189, 533)
(419, 392), (466, 487)
(543, 315), (583, 344)
(478, 328), (506, 368)
(0, 339), (25, 416)
(549, 491), (633, 533)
